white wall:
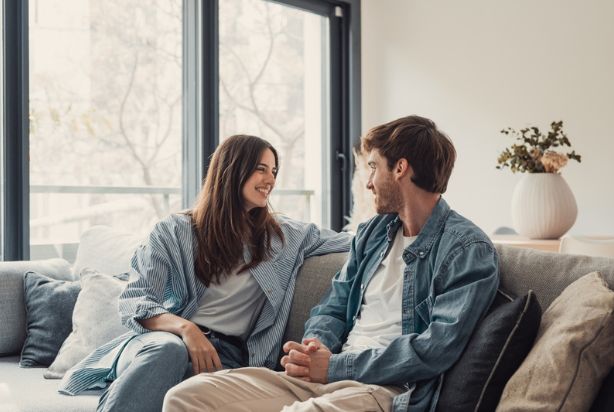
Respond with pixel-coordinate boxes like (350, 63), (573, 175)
(361, 0), (614, 235)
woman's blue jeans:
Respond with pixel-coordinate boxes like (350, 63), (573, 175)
(96, 331), (246, 412)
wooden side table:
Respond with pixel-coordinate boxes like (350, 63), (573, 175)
(490, 235), (561, 252)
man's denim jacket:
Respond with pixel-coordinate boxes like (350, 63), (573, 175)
(304, 198), (499, 412)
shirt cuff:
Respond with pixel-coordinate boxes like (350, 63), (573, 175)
(327, 351), (357, 382)
(126, 305), (168, 334)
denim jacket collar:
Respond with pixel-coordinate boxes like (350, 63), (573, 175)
(384, 197), (451, 264)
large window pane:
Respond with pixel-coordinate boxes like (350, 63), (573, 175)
(29, 0), (183, 261)
(219, 0), (330, 227)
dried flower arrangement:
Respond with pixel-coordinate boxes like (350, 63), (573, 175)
(496, 121), (581, 173)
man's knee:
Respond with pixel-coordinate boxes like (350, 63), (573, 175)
(163, 375), (218, 412)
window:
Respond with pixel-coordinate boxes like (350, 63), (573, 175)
(28, 0), (183, 260)
(2, 0), (360, 261)
(219, 0), (331, 226)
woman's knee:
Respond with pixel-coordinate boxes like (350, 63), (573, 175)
(139, 332), (189, 365)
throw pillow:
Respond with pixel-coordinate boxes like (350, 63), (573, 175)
(72, 225), (144, 277)
(0, 258), (73, 356)
(497, 271), (614, 412)
(436, 290), (542, 412)
(45, 268), (130, 379)
(20, 272), (81, 367)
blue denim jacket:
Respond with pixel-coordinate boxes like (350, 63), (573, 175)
(304, 198), (499, 412)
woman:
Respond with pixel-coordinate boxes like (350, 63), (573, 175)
(59, 135), (352, 412)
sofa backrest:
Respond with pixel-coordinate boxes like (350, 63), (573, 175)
(282, 252), (348, 346)
(284, 246), (614, 347)
(496, 245), (614, 310)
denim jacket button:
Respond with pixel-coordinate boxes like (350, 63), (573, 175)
(419, 251), (425, 257)
(360, 284), (364, 290)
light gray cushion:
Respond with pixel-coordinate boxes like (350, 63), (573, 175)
(282, 253), (348, 348)
(0, 259), (73, 356)
(20, 273), (81, 367)
(0, 356), (99, 412)
(496, 245), (614, 310)
(72, 226), (143, 277)
(46, 269), (129, 379)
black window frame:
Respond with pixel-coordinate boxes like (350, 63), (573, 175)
(1, 0), (360, 260)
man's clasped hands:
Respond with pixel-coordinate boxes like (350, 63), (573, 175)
(280, 338), (332, 384)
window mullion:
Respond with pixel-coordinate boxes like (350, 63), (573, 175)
(2, 0), (29, 260)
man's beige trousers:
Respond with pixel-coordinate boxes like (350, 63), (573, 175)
(162, 367), (403, 412)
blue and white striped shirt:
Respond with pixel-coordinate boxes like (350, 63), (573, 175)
(59, 213), (351, 395)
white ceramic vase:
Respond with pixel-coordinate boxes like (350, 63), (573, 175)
(511, 173), (577, 239)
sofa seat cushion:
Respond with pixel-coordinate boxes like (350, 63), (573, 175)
(0, 356), (98, 412)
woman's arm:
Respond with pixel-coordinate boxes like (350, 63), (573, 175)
(119, 217), (223, 374)
(140, 313), (222, 374)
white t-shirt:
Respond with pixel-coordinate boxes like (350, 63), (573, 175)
(190, 268), (266, 339)
(342, 227), (416, 353)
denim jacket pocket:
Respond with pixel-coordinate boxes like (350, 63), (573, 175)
(415, 295), (433, 326)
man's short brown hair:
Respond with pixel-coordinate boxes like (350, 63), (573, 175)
(362, 115), (456, 193)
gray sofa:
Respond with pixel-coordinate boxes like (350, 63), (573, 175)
(2, 244), (614, 411)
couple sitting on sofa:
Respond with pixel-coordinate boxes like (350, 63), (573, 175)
(59, 115), (499, 412)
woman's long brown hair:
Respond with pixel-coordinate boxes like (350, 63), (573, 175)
(187, 135), (284, 286)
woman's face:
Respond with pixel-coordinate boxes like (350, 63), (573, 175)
(242, 148), (277, 211)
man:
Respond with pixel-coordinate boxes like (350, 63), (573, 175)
(163, 115), (499, 412)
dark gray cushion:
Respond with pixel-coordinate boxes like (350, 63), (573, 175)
(591, 368), (614, 412)
(20, 272), (80, 367)
(437, 290), (542, 412)
(0, 259), (73, 356)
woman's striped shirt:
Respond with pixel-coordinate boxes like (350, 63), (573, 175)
(59, 213), (351, 395)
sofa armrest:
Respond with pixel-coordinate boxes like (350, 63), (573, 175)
(0, 259), (72, 356)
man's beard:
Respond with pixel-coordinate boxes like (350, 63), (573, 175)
(374, 179), (402, 214)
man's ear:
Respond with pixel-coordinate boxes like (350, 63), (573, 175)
(394, 158), (411, 179)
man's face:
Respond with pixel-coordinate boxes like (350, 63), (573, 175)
(366, 150), (403, 214)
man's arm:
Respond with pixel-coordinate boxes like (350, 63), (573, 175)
(326, 241), (499, 386)
(301, 225), (363, 352)
(280, 224), (365, 380)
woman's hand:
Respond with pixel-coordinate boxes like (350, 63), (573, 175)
(179, 321), (223, 375)
(139, 314), (222, 375)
